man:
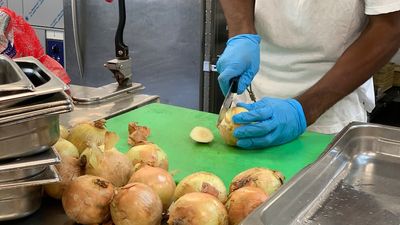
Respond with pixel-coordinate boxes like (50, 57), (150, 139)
(217, 0), (400, 149)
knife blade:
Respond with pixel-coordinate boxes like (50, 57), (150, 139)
(216, 78), (239, 126)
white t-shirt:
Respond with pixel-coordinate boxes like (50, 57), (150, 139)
(236, 0), (400, 134)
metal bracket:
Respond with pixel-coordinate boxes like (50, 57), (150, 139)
(104, 58), (133, 86)
(203, 61), (217, 72)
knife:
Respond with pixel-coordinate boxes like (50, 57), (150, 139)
(216, 77), (239, 126)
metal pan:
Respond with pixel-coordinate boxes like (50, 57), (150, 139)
(0, 115), (60, 160)
(242, 122), (400, 225)
(0, 92), (71, 117)
(0, 55), (35, 93)
(0, 57), (68, 109)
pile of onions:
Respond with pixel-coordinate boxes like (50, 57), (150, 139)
(128, 165), (176, 211)
(225, 187), (269, 225)
(111, 183), (162, 225)
(44, 138), (82, 199)
(62, 175), (114, 225)
(217, 107), (248, 146)
(229, 167), (285, 195)
(126, 143), (168, 171)
(80, 144), (133, 187)
(168, 192), (228, 225)
(174, 172), (227, 203)
(67, 119), (117, 154)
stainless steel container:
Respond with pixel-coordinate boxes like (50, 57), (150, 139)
(0, 55), (35, 93)
(0, 115), (60, 160)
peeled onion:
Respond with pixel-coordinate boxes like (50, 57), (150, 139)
(81, 145), (133, 187)
(226, 187), (269, 225)
(230, 168), (285, 195)
(190, 126), (214, 143)
(44, 156), (83, 199)
(217, 107), (248, 146)
(174, 171), (227, 203)
(67, 119), (117, 154)
(126, 143), (168, 171)
(168, 192), (228, 225)
(62, 175), (114, 225)
(60, 125), (70, 139)
(53, 138), (79, 158)
(111, 183), (162, 225)
(128, 165), (176, 211)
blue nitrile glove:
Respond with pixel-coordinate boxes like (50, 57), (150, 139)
(216, 34), (261, 95)
(232, 97), (307, 149)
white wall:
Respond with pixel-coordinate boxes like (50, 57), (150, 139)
(391, 50), (400, 64)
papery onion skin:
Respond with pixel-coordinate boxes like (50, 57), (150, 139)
(229, 168), (285, 195)
(217, 107), (248, 146)
(126, 143), (168, 171)
(111, 182), (162, 225)
(62, 175), (114, 225)
(44, 156), (83, 199)
(168, 192), (228, 225)
(54, 138), (79, 158)
(67, 120), (108, 154)
(81, 146), (133, 187)
(129, 165), (176, 211)
(174, 171), (227, 203)
(226, 187), (269, 225)
(60, 125), (70, 139)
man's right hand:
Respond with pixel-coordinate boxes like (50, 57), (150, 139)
(216, 34), (261, 95)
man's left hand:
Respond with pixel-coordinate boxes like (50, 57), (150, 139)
(233, 97), (307, 149)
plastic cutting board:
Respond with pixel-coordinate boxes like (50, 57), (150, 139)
(107, 103), (333, 186)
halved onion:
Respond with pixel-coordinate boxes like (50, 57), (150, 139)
(168, 192), (228, 225)
(190, 126), (214, 143)
(230, 167), (285, 195)
(174, 171), (227, 203)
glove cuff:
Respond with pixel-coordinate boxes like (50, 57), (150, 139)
(227, 34), (261, 46)
(288, 99), (307, 133)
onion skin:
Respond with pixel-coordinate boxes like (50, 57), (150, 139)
(67, 120), (108, 154)
(111, 183), (162, 225)
(217, 107), (248, 146)
(174, 172), (227, 203)
(54, 138), (79, 158)
(226, 187), (269, 225)
(168, 192), (228, 225)
(126, 143), (168, 171)
(60, 125), (70, 139)
(81, 146), (133, 187)
(44, 156), (83, 199)
(129, 165), (176, 211)
(62, 175), (114, 225)
(230, 168), (285, 195)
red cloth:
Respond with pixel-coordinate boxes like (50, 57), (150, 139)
(0, 7), (70, 84)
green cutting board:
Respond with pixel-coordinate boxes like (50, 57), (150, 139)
(107, 103), (333, 186)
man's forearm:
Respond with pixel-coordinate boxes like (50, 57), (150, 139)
(297, 11), (400, 125)
(219, 0), (256, 37)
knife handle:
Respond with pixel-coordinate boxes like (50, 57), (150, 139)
(230, 77), (239, 94)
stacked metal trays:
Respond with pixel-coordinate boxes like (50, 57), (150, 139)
(0, 55), (72, 220)
(242, 122), (400, 225)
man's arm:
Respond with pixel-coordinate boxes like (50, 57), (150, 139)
(219, 0), (256, 37)
(297, 11), (400, 125)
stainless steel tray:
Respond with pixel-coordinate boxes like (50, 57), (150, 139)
(0, 57), (68, 109)
(243, 122), (400, 225)
(0, 92), (71, 117)
(0, 115), (60, 160)
(0, 147), (60, 182)
(0, 55), (35, 93)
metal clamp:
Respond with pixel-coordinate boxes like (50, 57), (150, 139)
(104, 58), (132, 86)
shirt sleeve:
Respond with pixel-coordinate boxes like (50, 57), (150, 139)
(365, 0), (400, 15)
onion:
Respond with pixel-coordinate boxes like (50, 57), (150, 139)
(190, 126), (214, 143)
(128, 122), (151, 146)
(67, 119), (117, 154)
(62, 175), (114, 225)
(44, 156), (83, 199)
(217, 107), (248, 146)
(81, 145), (133, 187)
(60, 125), (70, 139)
(53, 138), (79, 158)
(229, 168), (285, 195)
(111, 182), (162, 225)
(168, 192), (228, 225)
(126, 143), (168, 171)
(174, 172), (227, 203)
(128, 165), (176, 211)
(226, 187), (269, 225)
